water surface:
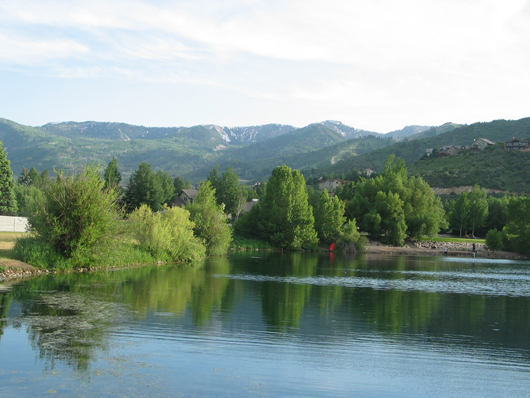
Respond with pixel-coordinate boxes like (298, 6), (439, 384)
(1, 252), (530, 397)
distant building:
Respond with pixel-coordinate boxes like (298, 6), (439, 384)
(505, 137), (529, 150)
(470, 138), (495, 151)
(437, 145), (461, 156)
(242, 198), (259, 214)
(174, 189), (198, 207)
(364, 168), (375, 177)
(318, 179), (346, 191)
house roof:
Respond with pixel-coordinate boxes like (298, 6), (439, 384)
(181, 189), (198, 199)
(476, 138), (495, 145)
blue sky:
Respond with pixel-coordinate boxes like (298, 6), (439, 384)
(1, 0), (529, 133)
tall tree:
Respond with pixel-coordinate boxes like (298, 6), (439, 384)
(467, 185), (488, 236)
(258, 165), (318, 250)
(187, 181), (232, 256)
(208, 165), (245, 217)
(173, 175), (191, 194)
(313, 189), (346, 244)
(123, 162), (165, 212)
(156, 170), (175, 206)
(503, 196), (530, 255)
(18, 167), (31, 186)
(103, 157), (122, 190)
(447, 193), (471, 238)
(0, 142), (18, 215)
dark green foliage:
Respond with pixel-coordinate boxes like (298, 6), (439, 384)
(187, 181), (232, 256)
(207, 166), (246, 217)
(14, 184), (43, 217)
(123, 162), (173, 212)
(485, 229), (504, 252)
(336, 219), (368, 253)
(313, 190), (346, 244)
(257, 165), (318, 250)
(26, 165), (123, 263)
(103, 157), (122, 189)
(18, 167), (31, 186)
(0, 142), (17, 215)
(348, 155), (446, 245)
(173, 175), (191, 193)
(503, 196), (530, 255)
(446, 185), (489, 237)
(467, 185), (488, 235)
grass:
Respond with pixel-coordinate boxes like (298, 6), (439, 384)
(420, 236), (486, 244)
(231, 235), (274, 250)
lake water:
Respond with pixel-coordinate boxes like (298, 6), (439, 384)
(1, 252), (530, 397)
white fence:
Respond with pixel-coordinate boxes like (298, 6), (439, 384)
(0, 216), (29, 232)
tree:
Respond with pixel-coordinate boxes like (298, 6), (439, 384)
(447, 193), (471, 237)
(28, 167), (41, 187)
(156, 170), (175, 206)
(187, 181), (232, 256)
(173, 175), (191, 194)
(503, 196), (530, 255)
(258, 165), (318, 250)
(313, 189), (346, 244)
(18, 167), (31, 186)
(128, 204), (205, 262)
(485, 229), (504, 252)
(467, 185), (488, 236)
(208, 165), (245, 217)
(103, 157), (122, 190)
(0, 142), (18, 215)
(348, 155), (445, 245)
(27, 164), (122, 261)
(123, 162), (166, 212)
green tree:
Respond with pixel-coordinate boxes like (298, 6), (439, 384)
(18, 167), (31, 186)
(0, 142), (18, 215)
(123, 162), (166, 212)
(156, 170), (175, 206)
(129, 204), (205, 262)
(485, 196), (509, 232)
(447, 193), (471, 237)
(208, 166), (245, 217)
(103, 157), (122, 190)
(173, 175), (191, 194)
(188, 181), (232, 256)
(258, 165), (318, 250)
(313, 189), (346, 244)
(503, 196), (530, 255)
(485, 229), (504, 252)
(28, 167), (41, 187)
(14, 184), (43, 217)
(467, 185), (488, 236)
(27, 165), (122, 262)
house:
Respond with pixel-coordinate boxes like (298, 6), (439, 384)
(174, 189), (198, 207)
(364, 168), (375, 177)
(437, 145), (461, 156)
(505, 137), (529, 150)
(318, 179), (346, 191)
(470, 138), (495, 151)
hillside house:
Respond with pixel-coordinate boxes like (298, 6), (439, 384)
(437, 145), (465, 157)
(470, 138), (495, 151)
(364, 168), (375, 177)
(505, 137), (529, 150)
(174, 189), (198, 207)
(318, 179), (346, 191)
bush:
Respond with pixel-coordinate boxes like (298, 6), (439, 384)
(336, 219), (368, 253)
(485, 229), (504, 251)
(128, 204), (205, 262)
(26, 164), (124, 266)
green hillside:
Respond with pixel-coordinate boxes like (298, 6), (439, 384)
(314, 118), (530, 178)
(408, 144), (530, 193)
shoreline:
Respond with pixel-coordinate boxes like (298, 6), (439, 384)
(1, 242), (527, 283)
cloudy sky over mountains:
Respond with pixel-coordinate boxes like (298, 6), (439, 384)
(1, 0), (529, 132)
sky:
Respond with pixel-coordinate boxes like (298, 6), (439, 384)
(0, 0), (529, 133)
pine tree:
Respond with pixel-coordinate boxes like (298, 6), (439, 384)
(103, 157), (122, 190)
(0, 142), (18, 215)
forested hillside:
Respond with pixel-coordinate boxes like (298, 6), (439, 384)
(313, 118), (530, 179)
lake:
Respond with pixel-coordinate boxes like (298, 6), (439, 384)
(1, 252), (530, 397)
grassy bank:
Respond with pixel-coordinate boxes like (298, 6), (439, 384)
(420, 236), (486, 244)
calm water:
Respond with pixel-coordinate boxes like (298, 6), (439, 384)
(1, 252), (530, 397)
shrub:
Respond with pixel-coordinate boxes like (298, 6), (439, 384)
(13, 236), (71, 270)
(485, 229), (504, 251)
(336, 219), (368, 253)
(26, 164), (123, 266)
(128, 204), (205, 262)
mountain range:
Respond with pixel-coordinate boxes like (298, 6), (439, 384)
(1, 116), (529, 193)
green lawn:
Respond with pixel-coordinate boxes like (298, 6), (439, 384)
(420, 236), (486, 244)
